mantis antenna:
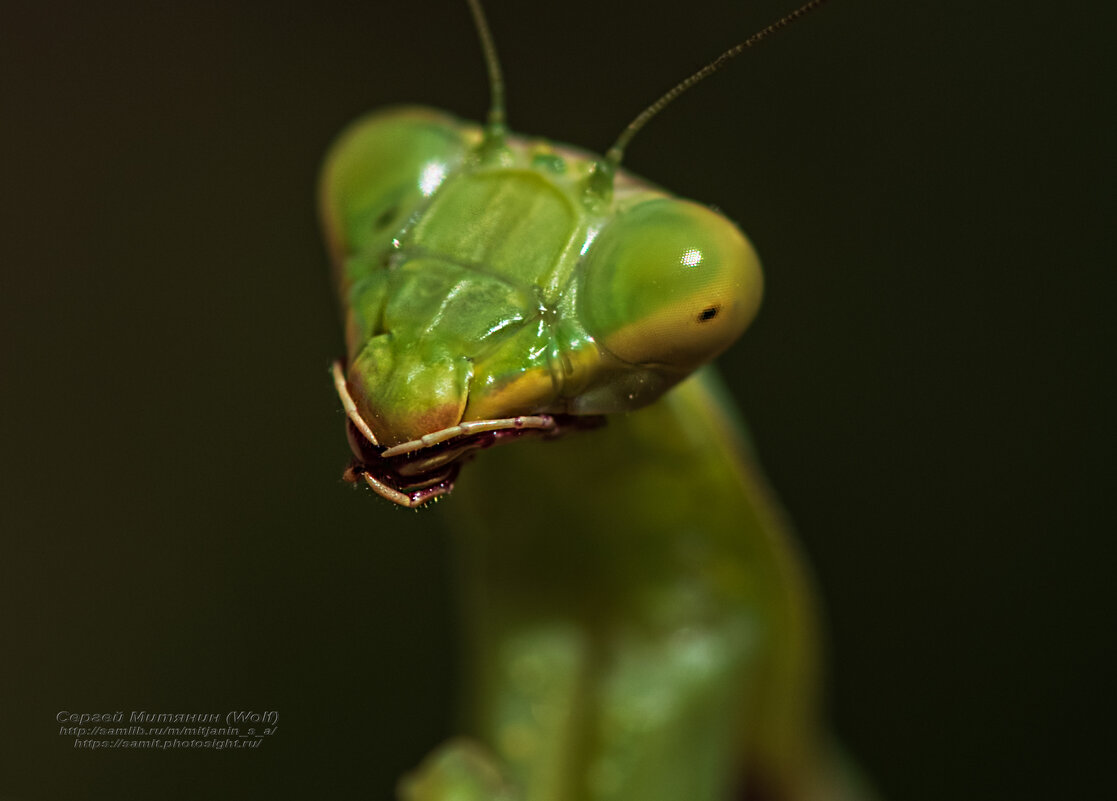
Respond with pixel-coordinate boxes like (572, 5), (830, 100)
(466, 0), (507, 137)
(604, 0), (833, 169)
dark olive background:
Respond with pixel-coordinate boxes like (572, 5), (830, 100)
(2, 1), (1112, 799)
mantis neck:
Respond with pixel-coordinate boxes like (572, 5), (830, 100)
(432, 367), (833, 801)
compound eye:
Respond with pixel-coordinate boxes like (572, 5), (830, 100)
(580, 198), (762, 369)
(321, 107), (472, 262)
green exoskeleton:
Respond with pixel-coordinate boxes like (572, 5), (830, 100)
(320, 1), (872, 799)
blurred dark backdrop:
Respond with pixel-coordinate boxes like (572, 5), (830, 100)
(2, 1), (1112, 798)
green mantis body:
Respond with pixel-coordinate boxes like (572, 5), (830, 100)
(320, 4), (869, 799)
(442, 372), (848, 801)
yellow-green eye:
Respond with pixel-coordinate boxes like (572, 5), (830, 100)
(320, 107), (475, 274)
(579, 198), (762, 369)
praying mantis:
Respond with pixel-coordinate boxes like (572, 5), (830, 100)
(320, 1), (874, 799)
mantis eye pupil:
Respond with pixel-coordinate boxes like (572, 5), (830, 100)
(374, 205), (400, 230)
(698, 305), (720, 322)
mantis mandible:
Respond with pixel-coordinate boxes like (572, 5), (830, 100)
(320, 1), (873, 798)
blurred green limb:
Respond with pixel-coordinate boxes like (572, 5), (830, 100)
(400, 739), (520, 801)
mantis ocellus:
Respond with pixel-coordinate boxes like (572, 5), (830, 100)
(320, 1), (874, 798)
